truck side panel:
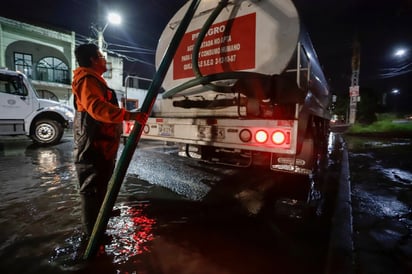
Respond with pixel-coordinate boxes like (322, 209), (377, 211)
(0, 69), (74, 144)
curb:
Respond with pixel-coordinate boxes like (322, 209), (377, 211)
(325, 135), (354, 274)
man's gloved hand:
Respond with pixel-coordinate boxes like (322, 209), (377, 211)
(128, 111), (148, 124)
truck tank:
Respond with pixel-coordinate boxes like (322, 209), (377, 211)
(123, 0), (333, 218)
(154, 0), (330, 121)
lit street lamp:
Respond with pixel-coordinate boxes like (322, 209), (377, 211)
(380, 46), (411, 78)
(393, 48), (408, 58)
(96, 12), (122, 52)
(382, 88), (400, 106)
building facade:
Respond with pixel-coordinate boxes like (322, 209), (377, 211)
(0, 16), (126, 106)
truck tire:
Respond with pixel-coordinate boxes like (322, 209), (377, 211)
(32, 119), (63, 145)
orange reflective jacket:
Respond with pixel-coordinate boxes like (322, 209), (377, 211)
(72, 67), (122, 161)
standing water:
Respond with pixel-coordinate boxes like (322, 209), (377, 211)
(346, 135), (412, 274)
(1, 134), (339, 274)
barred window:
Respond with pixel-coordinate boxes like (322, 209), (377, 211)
(14, 52), (33, 78)
(37, 57), (70, 84)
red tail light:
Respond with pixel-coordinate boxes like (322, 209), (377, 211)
(271, 130), (286, 145)
(123, 121), (134, 135)
(255, 130), (268, 143)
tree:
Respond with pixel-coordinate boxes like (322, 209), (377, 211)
(356, 87), (379, 124)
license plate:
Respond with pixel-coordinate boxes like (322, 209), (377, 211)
(158, 124), (174, 136)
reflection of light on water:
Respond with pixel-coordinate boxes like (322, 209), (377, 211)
(35, 149), (70, 191)
(105, 203), (156, 264)
(327, 132), (336, 155)
(37, 149), (60, 188)
(378, 167), (412, 185)
(364, 141), (410, 147)
(38, 149), (58, 173)
(363, 140), (411, 149)
(346, 137), (412, 151)
(352, 186), (410, 218)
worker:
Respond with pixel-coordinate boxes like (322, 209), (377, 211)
(71, 43), (147, 238)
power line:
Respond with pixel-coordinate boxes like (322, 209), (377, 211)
(378, 61), (412, 79)
(74, 32), (156, 67)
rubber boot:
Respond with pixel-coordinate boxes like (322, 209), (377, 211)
(80, 193), (100, 237)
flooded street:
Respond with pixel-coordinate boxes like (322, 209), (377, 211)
(346, 136), (412, 274)
(0, 137), (79, 273)
(3, 132), (411, 273)
(0, 133), (344, 274)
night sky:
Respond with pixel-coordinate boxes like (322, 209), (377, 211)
(1, 0), (411, 112)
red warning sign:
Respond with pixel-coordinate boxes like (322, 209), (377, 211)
(173, 13), (256, 80)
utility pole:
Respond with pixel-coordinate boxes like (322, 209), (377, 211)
(93, 12), (121, 55)
(97, 27), (105, 52)
(348, 38), (360, 124)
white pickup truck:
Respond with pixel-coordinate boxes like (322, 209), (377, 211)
(0, 68), (74, 145)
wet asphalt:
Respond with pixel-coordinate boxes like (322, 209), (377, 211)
(345, 135), (412, 274)
(1, 131), (411, 273)
(0, 133), (336, 273)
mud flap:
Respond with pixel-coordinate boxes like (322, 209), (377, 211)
(270, 135), (314, 175)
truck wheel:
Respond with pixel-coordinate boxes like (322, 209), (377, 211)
(32, 119), (63, 145)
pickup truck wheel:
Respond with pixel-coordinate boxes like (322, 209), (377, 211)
(32, 119), (63, 145)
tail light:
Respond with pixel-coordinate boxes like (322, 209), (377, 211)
(123, 121), (150, 136)
(123, 121), (134, 135)
(271, 130), (286, 145)
(255, 130), (268, 143)
(239, 129), (252, 142)
(239, 128), (290, 148)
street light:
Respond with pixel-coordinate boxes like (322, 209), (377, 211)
(96, 12), (122, 52)
(393, 48), (407, 58)
(390, 89), (401, 113)
(380, 46), (411, 78)
(382, 88), (401, 111)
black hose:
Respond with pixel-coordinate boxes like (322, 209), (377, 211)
(162, 71), (270, 99)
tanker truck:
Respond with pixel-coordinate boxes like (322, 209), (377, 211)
(124, 0), (331, 178)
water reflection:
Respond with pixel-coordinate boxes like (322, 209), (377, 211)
(347, 135), (412, 272)
(1, 136), (341, 274)
(379, 167), (412, 185)
(345, 136), (412, 150)
(0, 139), (82, 274)
(105, 203), (156, 264)
(352, 187), (410, 218)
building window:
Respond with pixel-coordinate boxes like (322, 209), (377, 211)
(37, 57), (70, 84)
(14, 52), (33, 78)
(121, 98), (139, 110)
(36, 89), (59, 101)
